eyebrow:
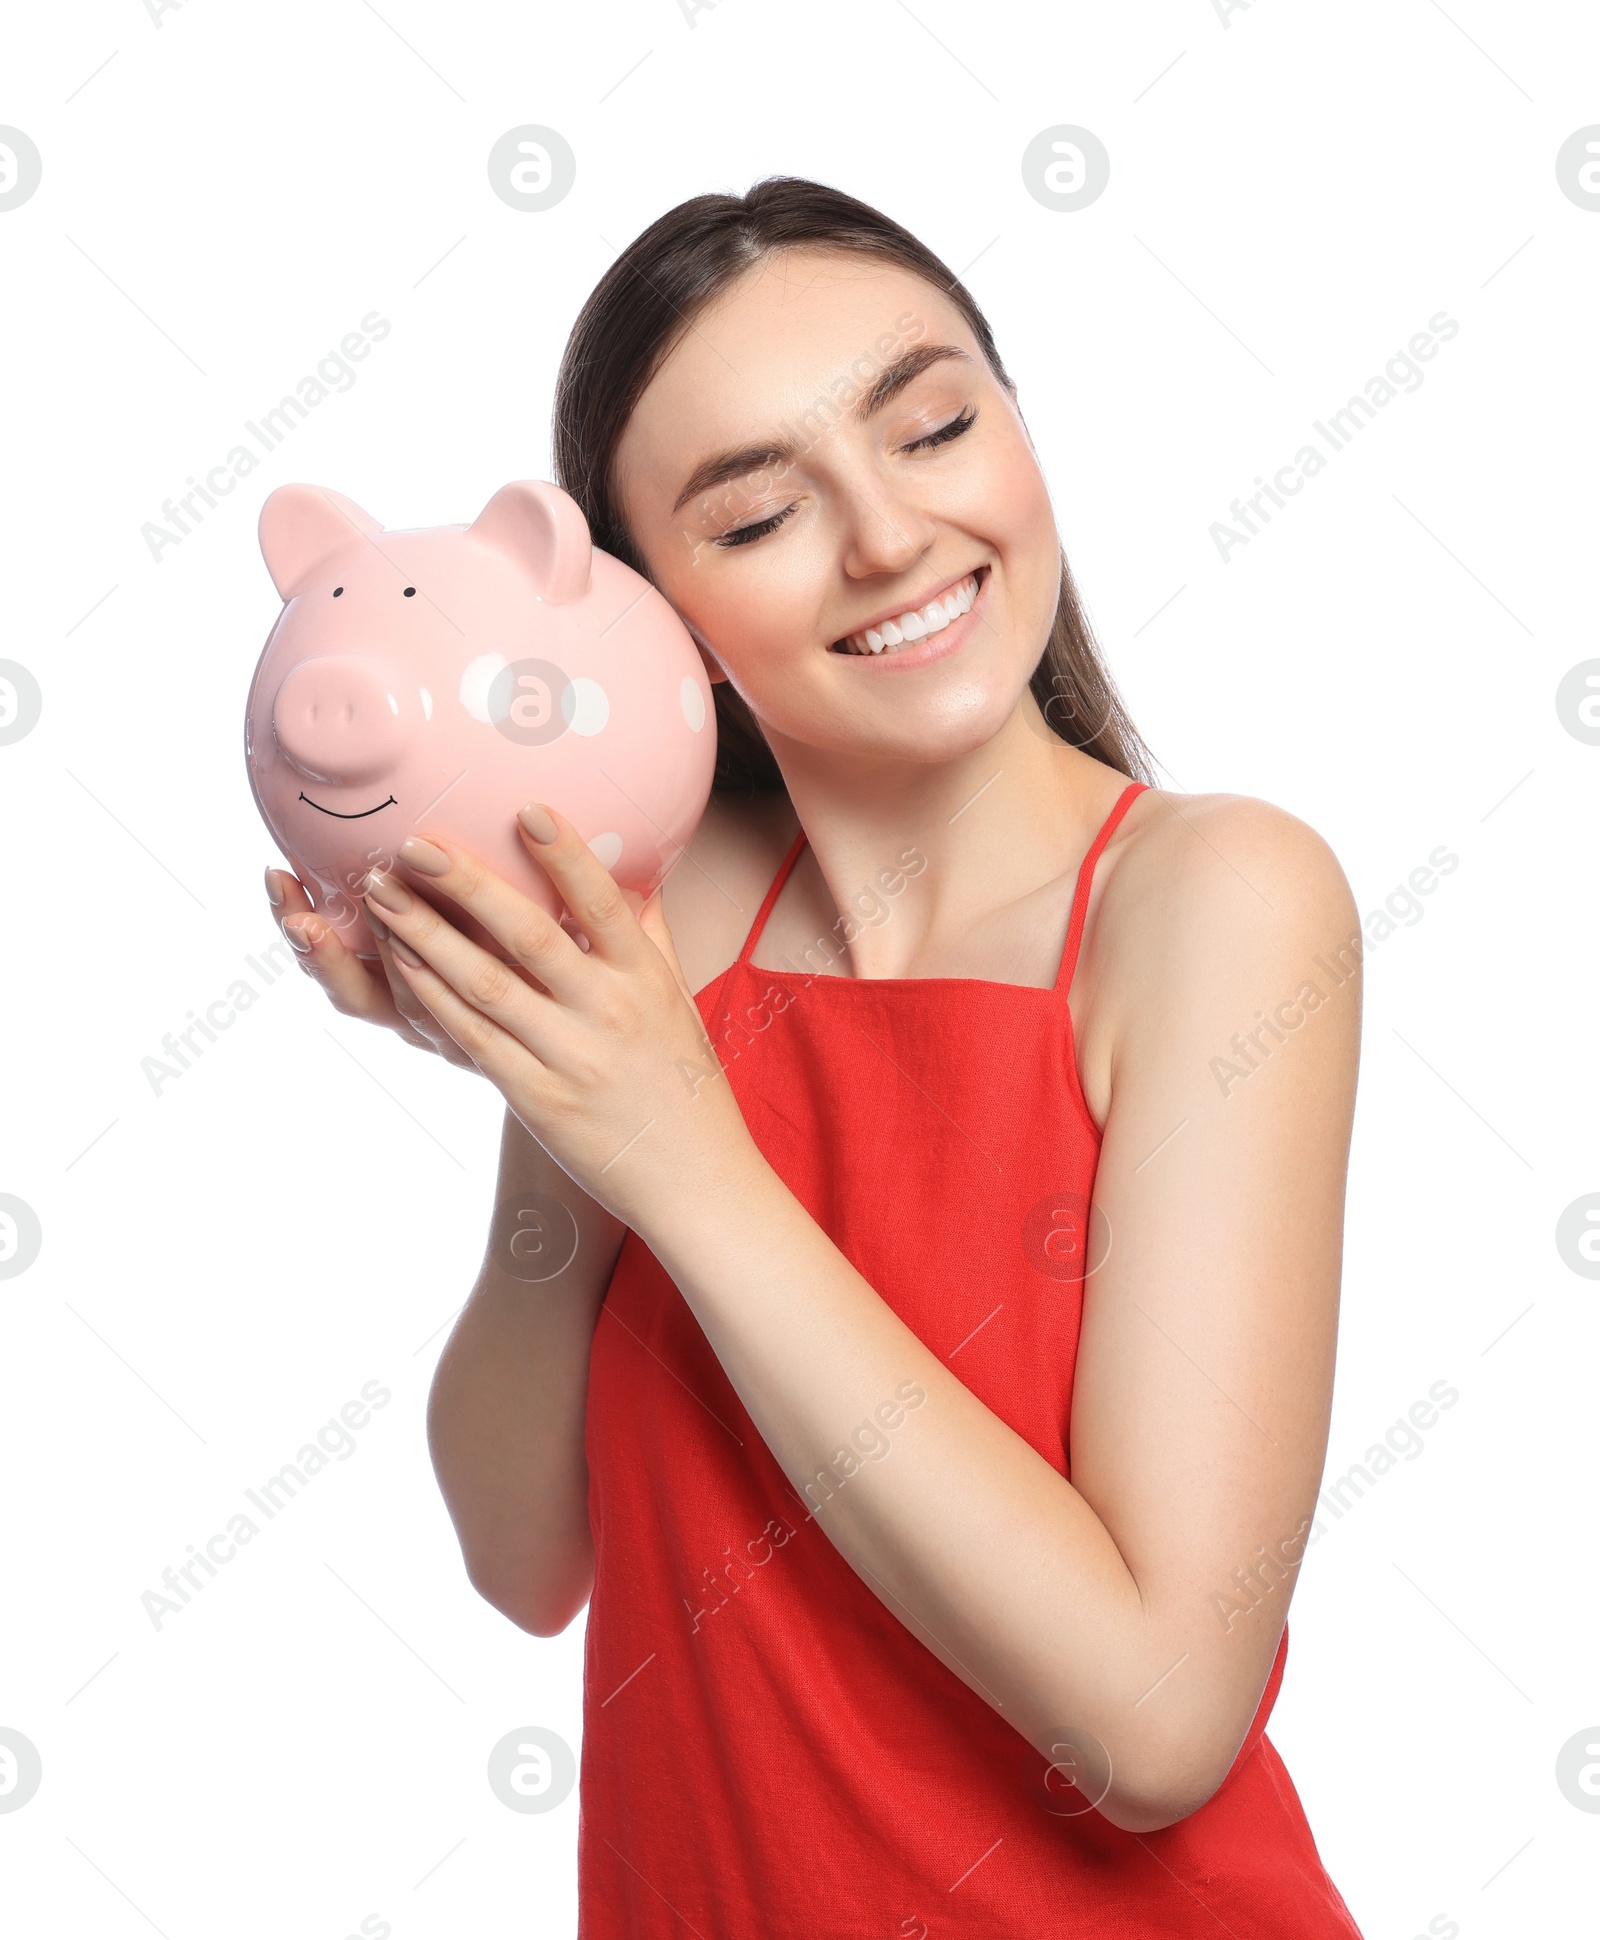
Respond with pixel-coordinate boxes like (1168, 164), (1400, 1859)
(670, 342), (975, 515)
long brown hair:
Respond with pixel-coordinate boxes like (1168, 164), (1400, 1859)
(550, 174), (1157, 794)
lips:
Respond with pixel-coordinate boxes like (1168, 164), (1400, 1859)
(830, 567), (987, 656)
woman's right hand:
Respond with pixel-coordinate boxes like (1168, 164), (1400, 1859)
(265, 865), (483, 1071)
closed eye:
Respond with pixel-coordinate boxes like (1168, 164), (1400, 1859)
(904, 404), (977, 452)
(712, 406), (980, 549)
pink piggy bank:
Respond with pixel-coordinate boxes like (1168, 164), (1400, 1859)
(244, 480), (717, 960)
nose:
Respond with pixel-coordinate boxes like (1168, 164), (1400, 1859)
(836, 474), (941, 583)
(271, 655), (408, 785)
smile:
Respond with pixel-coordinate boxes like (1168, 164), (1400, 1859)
(299, 792), (398, 818)
(830, 567), (985, 656)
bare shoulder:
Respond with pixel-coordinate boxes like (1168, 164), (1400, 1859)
(658, 788), (799, 995)
(1077, 788), (1362, 1110)
(1105, 789), (1356, 935)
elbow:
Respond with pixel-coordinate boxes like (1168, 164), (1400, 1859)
(497, 1596), (585, 1639)
(1044, 1725), (1234, 1834)
(463, 1557), (592, 1638)
(1096, 1767), (1227, 1834)
(447, 1508), (597, 1638)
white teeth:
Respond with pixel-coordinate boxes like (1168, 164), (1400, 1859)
(838, 572), (980, 656)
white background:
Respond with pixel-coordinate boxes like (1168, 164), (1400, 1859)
(2, 1), (1596, 1935)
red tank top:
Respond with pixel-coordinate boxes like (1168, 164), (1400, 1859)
(579, 781), (1364, 1937)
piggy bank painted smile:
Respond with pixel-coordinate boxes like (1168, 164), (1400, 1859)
(244, 480), (717, 959)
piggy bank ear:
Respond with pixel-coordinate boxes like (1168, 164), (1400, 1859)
(259, 485), (383, 599)
(468, 481), (593, 604)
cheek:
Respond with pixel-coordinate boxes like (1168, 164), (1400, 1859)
(925, 422), (1057, 578)
(685, 552), (824, 689)
(990, 454), (1061, 613)
(977, 438), (1056, 551)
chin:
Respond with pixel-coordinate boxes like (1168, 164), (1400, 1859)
(748, 653), (1039, 767)
(882, 681), (1035, 759)
(798, 715), (1008, 772)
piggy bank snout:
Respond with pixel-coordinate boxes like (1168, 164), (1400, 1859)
(271, 655), (410, 786)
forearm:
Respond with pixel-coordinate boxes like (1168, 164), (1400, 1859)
(643, 1147), (1266, 1829)
(427, 1112), (625, 1634)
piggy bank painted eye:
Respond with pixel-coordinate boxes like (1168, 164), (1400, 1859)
(244, 479), (717, 964)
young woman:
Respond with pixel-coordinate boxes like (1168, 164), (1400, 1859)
(266, 178), (1366, 1935)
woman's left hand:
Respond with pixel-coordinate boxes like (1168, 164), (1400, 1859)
(360, 802), (757, 1229)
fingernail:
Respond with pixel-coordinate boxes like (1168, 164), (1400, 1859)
(283, 917), (316, 955)
(366, 910), (390, 942)
(264, 866), (286, 909)
(389, 936), (424, 968)
(363, 869), (411, 913)
(398, 835), (451, 876)
(518, 802), (558, 844)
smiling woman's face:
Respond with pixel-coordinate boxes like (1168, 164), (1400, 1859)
(611, 248), (1063, 771)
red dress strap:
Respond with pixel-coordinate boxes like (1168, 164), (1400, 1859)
(1052, 780), (1150, 994)
(735, 825), (809, 966)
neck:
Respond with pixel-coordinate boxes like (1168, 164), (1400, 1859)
(755, 694), (1132, 980)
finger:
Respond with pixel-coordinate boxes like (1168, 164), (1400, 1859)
(393, 829), (596, 1007)
(513, 803), (653, 970)
(266, 864), (446, 1056)
(265, 865), (307, 917)
(376, 928), (554, 1100)
(361, 862), (566, 1059)
(285, 910), (441, 1052)
(361, 909), (483, 1067)
(635, 887), (698, 1009)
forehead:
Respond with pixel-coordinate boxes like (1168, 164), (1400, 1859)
(617, 250), (970, 484)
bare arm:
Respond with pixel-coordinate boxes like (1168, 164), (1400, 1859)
(421, 802), (776, 1631)
(264, 859), (625, 1635)
(426, 1107), (626, 1635)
